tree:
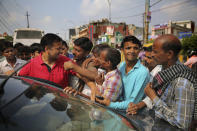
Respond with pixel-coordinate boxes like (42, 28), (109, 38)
(4, 35), (13, 42)
(181, 35), (197, 55)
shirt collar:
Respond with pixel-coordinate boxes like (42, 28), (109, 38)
(1, 59), (9, 67)
(124, 59), (141, 75)
(105, 69), (119, 79)
(106, 69), (118, 76)
(38, 53), (61, 69)
(1, 58), (25, 67)
(133, 59), (141, 69)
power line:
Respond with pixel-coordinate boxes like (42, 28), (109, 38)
(0, 1), (23, 28)
(150, 0), (192, 13)
(0, 19), (13, 34)
(117, 2), (145, 14)
(112, 0), (192, 20)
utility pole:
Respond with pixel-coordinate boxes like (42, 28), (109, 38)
(144, 0), (162, 44)
(26, 11), (30, 28)
(107, 0), (111, 23)
(144, 0), (150, 44)
(143, 14), (145, 44)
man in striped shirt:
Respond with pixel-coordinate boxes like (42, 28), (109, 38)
(145, 34), (196, 130)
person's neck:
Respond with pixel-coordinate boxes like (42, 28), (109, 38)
(125, 59), (138, 74)
(163, 58), (177, 69)
(75, 57), (86, 66)
(6, 57), (16, 67)
(42, 52), (56, 67)
(148, 66), (154, 72)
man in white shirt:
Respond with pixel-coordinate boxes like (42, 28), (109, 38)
(0, 41), (26, 75)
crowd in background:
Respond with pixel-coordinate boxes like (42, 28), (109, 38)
(0, 33), (197, 130)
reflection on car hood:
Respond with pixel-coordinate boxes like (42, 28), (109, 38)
(0, 76), (136, 131)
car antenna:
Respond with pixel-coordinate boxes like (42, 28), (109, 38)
(0, 60), (31, 94)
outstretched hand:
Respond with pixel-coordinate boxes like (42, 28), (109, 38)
(64, 61), (74, 70)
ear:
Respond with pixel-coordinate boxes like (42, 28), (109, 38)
(45, 46), (49, 52)
(84, 51), (90, 57)
(107, 60), (111, 67)
(167, 50), (174, 60)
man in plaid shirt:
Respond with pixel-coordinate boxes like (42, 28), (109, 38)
(90, 47), (122, 102)
(145, 34), (196, 130)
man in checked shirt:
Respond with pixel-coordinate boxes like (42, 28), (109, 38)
(144, 34), (196, 130)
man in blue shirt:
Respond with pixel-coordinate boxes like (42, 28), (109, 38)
(96, 35), (149, 110)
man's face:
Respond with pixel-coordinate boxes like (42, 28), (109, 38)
(60, 45), (68, 56)
(3, 47), (16, 60)
(18, 52), (31, 60)
(144, 51), (157, 70)
(152, 41), (168, 66)
(72, 45), (88, 61)
(47, 42), (62, 61)
(99, 50), (110, 70)
(92, 52), (101, 67)
(31, 51), (40, 58)
(122, 41), (140, 62)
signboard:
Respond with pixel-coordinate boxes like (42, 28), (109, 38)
(115, 32), (123, 43)
(106, 26), (114, 36)
(153, 24), (167, 30)
(179, 31), (192, 39)
(147, 11), (151, 22)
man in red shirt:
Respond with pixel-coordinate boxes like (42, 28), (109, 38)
(18, 33), (74, 88)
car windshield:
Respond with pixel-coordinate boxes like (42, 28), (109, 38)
(16, 30), (42, 39)
(0, 78), (135, 131)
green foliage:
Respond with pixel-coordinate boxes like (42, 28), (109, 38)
(148, 39), (154, 44)
(4, 35), (13, 42)
(181, 35), (197, 55)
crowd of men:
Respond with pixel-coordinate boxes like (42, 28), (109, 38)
(0, 33), (196, 130)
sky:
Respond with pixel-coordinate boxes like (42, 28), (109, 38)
(0, 0), (197, 40)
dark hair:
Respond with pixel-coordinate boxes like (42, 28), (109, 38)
(40, 33), (62, 51)
(30, 45), (42, 53)
(74, 37), (93, 52)
(30, 43), (42, 53)
(17, 46), (31, 54)
(161, 37), (182, 57)
(121, 35), (141, 49)
(62, 40), (68, 49)
(143, 46), (152, 52)
(105, 48), (121, 70)
(92, 44), (110, 56)
(2, 41), (13, 52)
(30, 43), (40, 47)
(14, 43), (24, 49)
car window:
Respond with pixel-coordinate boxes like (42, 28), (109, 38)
(0, 82), (135, 131)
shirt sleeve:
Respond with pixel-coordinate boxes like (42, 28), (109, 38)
(0, 64), (3, 74)
(18, 62), (31, 76)
(102, 75), (122, 102)
(108, 72), (150, 110)
(142, 96), (153, 109)
(152, 78), (195, 129)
